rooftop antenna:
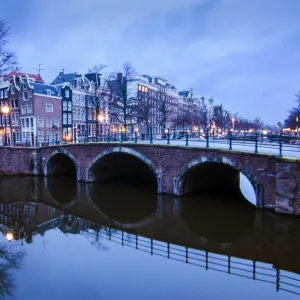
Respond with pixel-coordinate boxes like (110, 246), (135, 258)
(33, 64), (44, 76)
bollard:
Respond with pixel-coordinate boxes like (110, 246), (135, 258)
(185, 129), (189, 146)
(278, 132), (283, 157)
(206, 128), (209, 148)
(254, 132), (258, 153)
(229, 131), (232, 150)
(150, 127), (153, 144)
(134, 131), (137, 143)
(167, 128), (170, 145)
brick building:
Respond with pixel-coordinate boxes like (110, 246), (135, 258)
(0, 73), (61, 146)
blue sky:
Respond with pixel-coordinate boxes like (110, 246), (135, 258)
(1, 0), (300, 124)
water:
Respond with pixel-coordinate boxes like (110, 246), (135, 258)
(0, 176), (299, 299)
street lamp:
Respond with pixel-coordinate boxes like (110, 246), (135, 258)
(1, 105), (10, 146)
(231, 118), (235, 133)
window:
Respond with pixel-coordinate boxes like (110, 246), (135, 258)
(10, 99), (18, 109)
(30, 118), (34, 127)
(37, 117), (44, 127)
(68, 102), (72, 111)
(38, 131), (44, 142)
(23, 83), (27, 90)
(11, 112), (19, 126)
(46, 117), (52, 127)
(46, 90), (51, 95)
(68, 113), (72, 124)
(11, 86), (15, 94)
(21, 104), (26, 114)
(63, 101), (67, 110)
(24, 91), (29, 100)
(27, 103), (32, 113)
(46, 104), (53, 112)
(21, 119), (25, 128)
(54, 118), (59, 127)
(19, 92), (23, 99)
(4, 89), (8, 98)
(65, 90), (69, 98)
(63, 113), (67, 124)
(29, 90), (32, 97)
(46, 132), (52, 142)
(26, 118), (29, 128)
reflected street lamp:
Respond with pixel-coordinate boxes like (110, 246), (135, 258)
(6, 231), (14, 242)
(1, 105), (10, 146)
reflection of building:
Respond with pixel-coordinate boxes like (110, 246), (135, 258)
(0, 202), (62, 244)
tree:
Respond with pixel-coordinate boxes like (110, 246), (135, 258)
(136, 88), (157, 137)
(109, 62), (138, 137)
(284, 91), (300, 129)
(0, 21), (18, 75)
(85, 64), (109, 141)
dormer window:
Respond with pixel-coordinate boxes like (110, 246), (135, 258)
(11, 86), (15, 94)
(46, 90), (51, 95)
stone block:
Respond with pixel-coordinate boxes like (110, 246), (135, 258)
(276, 162), (293, 172)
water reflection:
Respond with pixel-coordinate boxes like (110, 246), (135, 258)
(181, 192), (255, 243)
(90, 182), (157, 224)
(0, 177), (299, 298)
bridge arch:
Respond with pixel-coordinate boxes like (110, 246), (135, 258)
(174, 155), (257, 205)
(87, 147), (161, 192)
(44, 149), (80, 180)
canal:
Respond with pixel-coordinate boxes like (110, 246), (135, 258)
(0, 176), (299, 299)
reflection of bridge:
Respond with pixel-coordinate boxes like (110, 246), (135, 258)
(0, 176), (300, 277)
(86, 226), (300, 297)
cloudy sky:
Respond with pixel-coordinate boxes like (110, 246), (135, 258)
(1, 0), (299, 124)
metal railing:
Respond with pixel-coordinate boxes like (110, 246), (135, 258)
(83, 225), (300, 297)
(2, 130), (300, 158)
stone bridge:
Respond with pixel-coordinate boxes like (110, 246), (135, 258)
(0, 143), (299, 215)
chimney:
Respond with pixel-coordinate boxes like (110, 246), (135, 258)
(117, 72), (122, 82)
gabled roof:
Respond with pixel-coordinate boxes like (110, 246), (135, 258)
(179, 91), (190, 97)
(51, 73), (82, 85)
(32, 83), (60, 97)
(6, 72), (44, 83)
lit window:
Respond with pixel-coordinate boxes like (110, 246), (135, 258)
(63, 101), (67, 110)
(65, 90), (70, 98)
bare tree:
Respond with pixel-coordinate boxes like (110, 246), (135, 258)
(109, 62), (138, 137)
(0, 21), (18, 75)
(85, 64), (109, 141)
(136, 89), (157, 137)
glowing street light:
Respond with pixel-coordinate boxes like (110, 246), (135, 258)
(231, 118), (235, 132)
(1, 105), (10, 146)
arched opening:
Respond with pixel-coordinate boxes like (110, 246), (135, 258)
(90, 182), (157, 224)
(89, 152), (157, 190)
(180, 162), (241, 195)
(47, 153), (77, 179)
(46, 177), (77, 204)
(179, 162), (256, 242)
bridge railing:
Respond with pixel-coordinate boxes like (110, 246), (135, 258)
(82, 225), (300, 297)
(3, 131), (300, 158)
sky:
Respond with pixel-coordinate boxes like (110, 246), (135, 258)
(1, 0), (300, 124)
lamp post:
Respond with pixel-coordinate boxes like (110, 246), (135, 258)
(2, 105), (10, 146)
(296, 116), (299, 136)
